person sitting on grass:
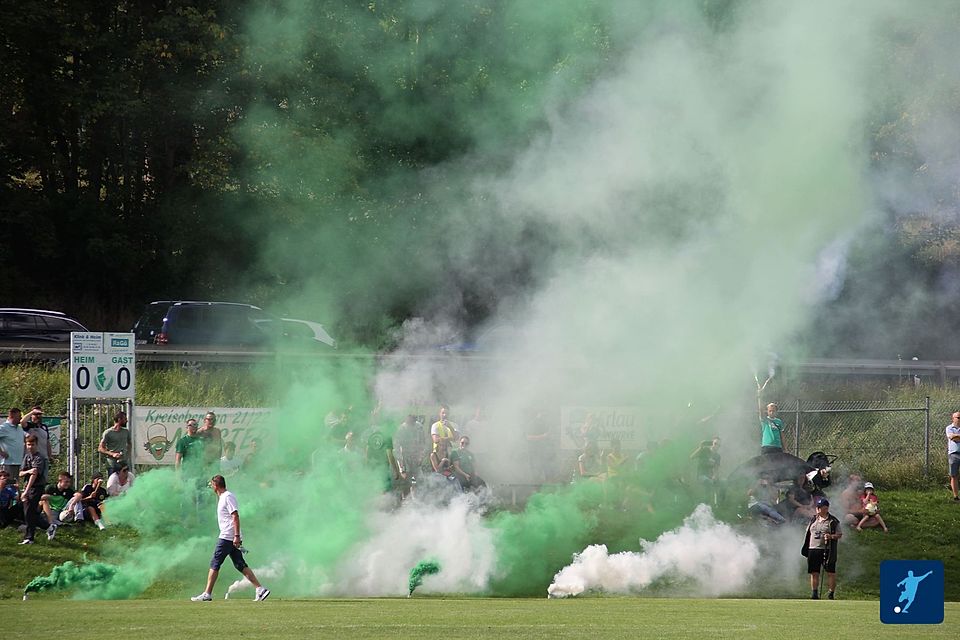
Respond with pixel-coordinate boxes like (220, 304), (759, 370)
(0, 470), (20, 527)
(78, 471), (108, 529)
(106, 464), (135, 497)
(853, 482), (889, 533)
(40, 471), (74, 540)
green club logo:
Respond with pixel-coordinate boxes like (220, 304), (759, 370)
(94, 367), (114, 392)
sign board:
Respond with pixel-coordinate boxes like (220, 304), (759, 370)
(133, 406), (273, 465)
(560, 406), (647, 451)
(70, 332), (136, 398)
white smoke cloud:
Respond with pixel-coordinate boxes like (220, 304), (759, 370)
(547, 504), (759, 598)
(327, 493), (496, 596)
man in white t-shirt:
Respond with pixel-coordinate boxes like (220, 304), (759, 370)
(947, 411), (960, 501)
(191, 475), (270, 602)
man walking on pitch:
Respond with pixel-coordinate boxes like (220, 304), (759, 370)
(947, 411), (960, 501)
(191, 475), (270, 602)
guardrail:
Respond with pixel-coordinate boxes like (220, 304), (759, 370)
(1, 345), (957, 383)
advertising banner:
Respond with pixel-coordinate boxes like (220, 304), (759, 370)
(133, 406), (273, 466)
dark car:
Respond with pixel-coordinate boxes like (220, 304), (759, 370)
(0, 308), (89, 345)
(131, 301), (336, 349)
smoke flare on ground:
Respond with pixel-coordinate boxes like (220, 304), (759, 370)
(408, 560), (441, 596)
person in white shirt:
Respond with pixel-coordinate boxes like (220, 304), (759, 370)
(106, 465), (135, 497)
(191, 474), (270, 602)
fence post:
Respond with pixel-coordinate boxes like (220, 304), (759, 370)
(794, 399), (801, 457)
(924, 396), (931, 476)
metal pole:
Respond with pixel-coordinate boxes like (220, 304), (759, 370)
(68, 396), (77, 478)
(795, 399), (801, 457)
(924, 396), (931, 476)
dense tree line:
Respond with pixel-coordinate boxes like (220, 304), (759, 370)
(2, 1), (960, 355)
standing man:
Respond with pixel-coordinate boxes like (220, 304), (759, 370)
(175, 419), (205, 475)
(191, 475), (270, 602)
(98, 411), (131, 476)
(947, 411), (960, 501)
(430, 405), (458, 460)
(21, 406), (52, 460)
(801, 497), (842, 600)
(760, 403), (784, 454)
(198, 411), (224, 470)
(18, 434), (48, 545)
(0, 408), (25, 477)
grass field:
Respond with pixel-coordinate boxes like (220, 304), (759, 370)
(2, 597), (958, 639)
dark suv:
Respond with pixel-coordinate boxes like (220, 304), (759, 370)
(131, 301), (335, 348)
(0, 308), (89, 344)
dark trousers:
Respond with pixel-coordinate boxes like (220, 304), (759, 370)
(22, 488), (42, 540)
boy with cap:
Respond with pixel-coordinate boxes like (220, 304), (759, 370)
(801, 497), (842, 599)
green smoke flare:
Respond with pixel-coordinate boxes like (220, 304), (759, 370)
(24, 561), (120, 595)
(408, 559), (441, 596)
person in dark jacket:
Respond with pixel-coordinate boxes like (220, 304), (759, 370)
(801, 497), (842, 599)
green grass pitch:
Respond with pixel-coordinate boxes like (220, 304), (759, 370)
(4, 597), (958, 639)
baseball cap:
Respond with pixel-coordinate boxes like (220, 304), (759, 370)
(863, 482), (874, 489)
(91, 471), (104, 480)
(816, 497), (830, 507)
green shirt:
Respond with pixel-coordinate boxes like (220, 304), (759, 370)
(176, 434), (206, 473)
(760, 417), (783, 448)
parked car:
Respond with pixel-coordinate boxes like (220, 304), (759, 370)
(0, 308), (89, 345)
(131, 301), (336, 349)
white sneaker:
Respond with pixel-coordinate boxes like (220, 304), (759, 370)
(254, 587), (270, 602)
(19, 539), (33, 545)
(190, 592), (212, 602)
(47, 524), (58, 540)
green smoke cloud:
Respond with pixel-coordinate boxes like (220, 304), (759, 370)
(408, 559), (441, 596)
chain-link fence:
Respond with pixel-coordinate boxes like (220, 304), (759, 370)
(776, 399), (931, 486)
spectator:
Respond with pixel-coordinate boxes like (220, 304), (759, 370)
(220, 441), (242, 477)
(40, 471), (74, 539)
(450, 436), (485, 490)
(175, 419), (205, 474)
(18, 434), (47, 544)
(948, 411), (960, 501)
(199, 411), (224, 469)
(747, 472), (785, 524)
(578, 413), (600, 448)
(430, 405), (458, 460)
(433, 457), (462, 492)
(853, 482), (889, 533)
(577, 442), (604, 480)
(0, 407), (25, 477)
(242, 437), (262, 471)
(394, 415), (425, 485)
(77, 471), (108, 529)
(689, 437), (721, 482)
(21, 406), (52, 460)
(0, 469), (20, 527)
(106, 464), (136, 497)
(801, 497), (842, 599)
(759, 403), (784, 454)
(841, 475), (867, 528)
(98, 411), (131, 475)
(525, 410), (555, 483)
(782, 477), (817, 523)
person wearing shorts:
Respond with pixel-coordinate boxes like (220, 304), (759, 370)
(191, 474), (270, 602)
(947, 412), (960, 501)
(801, 497), (842, 599)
